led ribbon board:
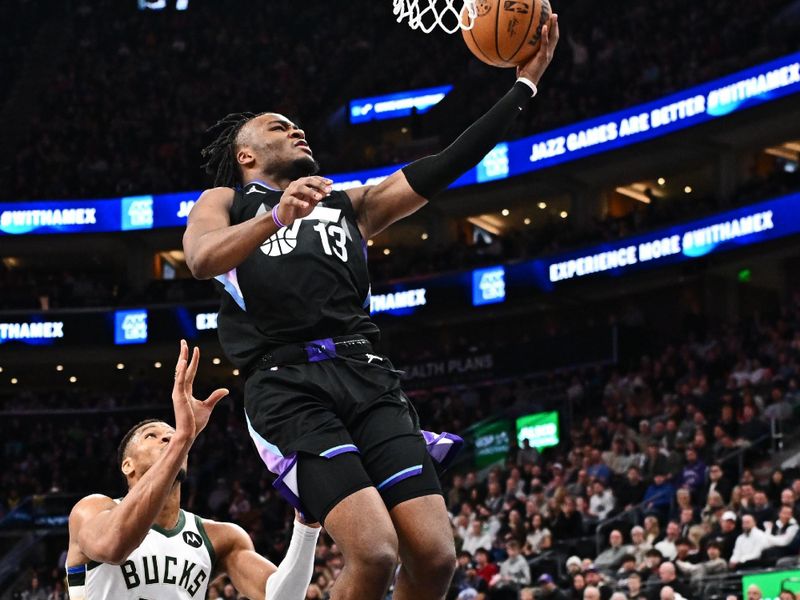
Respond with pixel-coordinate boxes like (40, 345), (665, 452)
(2, 52), (797, 236)
(535, 193), (800, 290)
(349, 85), (453, 124)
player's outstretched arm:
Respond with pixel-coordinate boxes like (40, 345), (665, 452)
(207, 513), (320, 600)
(184, 178), (331, 279)
(68, 342), (227, 564)
(349, 14), (559, 240)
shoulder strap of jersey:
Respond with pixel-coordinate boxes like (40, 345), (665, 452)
(191, 513), (218, 571)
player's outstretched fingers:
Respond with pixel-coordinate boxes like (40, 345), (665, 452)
(203, 388), (230, 411)
(173, 339), (189, 386)
(183, 346), (200, 398)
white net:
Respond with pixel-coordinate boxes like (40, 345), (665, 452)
(393, 0), (477, 34)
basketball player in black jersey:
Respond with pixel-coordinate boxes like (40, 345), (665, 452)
(184, 16), (559, 600)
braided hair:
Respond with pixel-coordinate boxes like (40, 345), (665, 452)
(200, 112), (264, 188)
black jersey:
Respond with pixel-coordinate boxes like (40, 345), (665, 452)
(215, 181), (380, 370)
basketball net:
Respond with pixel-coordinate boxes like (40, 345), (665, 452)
(393, 0), (477, 34)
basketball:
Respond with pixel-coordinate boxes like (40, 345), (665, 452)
(461, 0), (552, 68)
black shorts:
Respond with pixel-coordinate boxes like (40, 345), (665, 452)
(244, 351), (451, 524)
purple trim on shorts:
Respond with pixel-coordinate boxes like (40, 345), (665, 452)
(272, 454), (304, 512)
(422, 430), (464, 469)
(377, 465), (424, 490)
(320, 444), (360, 458)
(306, 338), (336, 362)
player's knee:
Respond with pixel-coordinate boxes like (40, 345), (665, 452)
(406, 539), (456, 586)
(352, 538), (398, 578)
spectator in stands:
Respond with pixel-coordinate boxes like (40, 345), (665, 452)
(678, 447), (706, 497)
(677, 508), (696, 539)
(537, 574), (568, 600)
(641, 444), (670, 482)
(525, 513), (552, 556)
(551, 496), (584, 540)
(463, 518), (494, 555)
(746, 585), (763, 600)
(762, 504), (800, 562)
(629, 526), (652, 565)
(517, 439), (539, 467)
(587, 450), (612, 484)
(603, 437), (634, 476)
(493, 540), (531, 592)
(647, 562), (691, 600)
(624, 571), (646, 600)
(643, 473), (674, 518)
(20, 574), (48, 600)
(638, 549), (664, 583)
(569, 573), (587, 600)
(643, 517), (661, 546)
(748, 490), (776, 527)
(730, 514), (771, 570)
(584, 566), (612, 600)
(617, 466), (648, 511)
(654, 522), (680, 561)
(594, 530), (632, 573)
(589, 480), (616, 521)
(701, 511), (740, 560)
(584, 586), (601, 600)
(675, 540), (727, 582)
(474, 548), (499, 586)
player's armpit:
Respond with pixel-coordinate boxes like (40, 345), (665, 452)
(347, 170), (428, 240)
(204, 520), (276, 600)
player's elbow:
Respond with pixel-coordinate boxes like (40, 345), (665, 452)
(82, 537), (138, 566)
(183, 238), (215, 280)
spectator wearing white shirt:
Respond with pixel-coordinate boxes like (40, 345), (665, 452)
(462, 518), (494, 555)
(762, 505), (800, 562)
(730, 514), (772, 570)
(589, 480), (616, 521)
(654, 522), (680, 561)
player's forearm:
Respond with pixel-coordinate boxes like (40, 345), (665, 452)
(264, 520), (320, 600)
(185, 214), (279, 279)
(402, 80), (532, 199)
(83, 439), (191, 562)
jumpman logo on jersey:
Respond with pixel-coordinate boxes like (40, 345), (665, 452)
(246, 187), (266, 195)
(365, 354), (383, 364)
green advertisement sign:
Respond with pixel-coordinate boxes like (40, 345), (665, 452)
(516, 411), (560, 450)
(742, 570), (800, 599)
(473, 419), (511, 468)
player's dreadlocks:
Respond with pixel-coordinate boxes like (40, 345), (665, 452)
(200, 112), (264, 188)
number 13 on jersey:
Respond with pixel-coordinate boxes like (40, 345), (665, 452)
(313, 222), (348, 262)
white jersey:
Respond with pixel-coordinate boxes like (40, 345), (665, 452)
(67, 509), (215, 600)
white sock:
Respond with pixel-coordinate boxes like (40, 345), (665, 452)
(265, 520), (320, 600)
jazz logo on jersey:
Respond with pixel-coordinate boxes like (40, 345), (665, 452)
(256, 204), (350, 262)
(120, 555), (208, 596)
(183, 531), (203, 548)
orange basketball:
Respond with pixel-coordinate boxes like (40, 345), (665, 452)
(461, 0), (552, 68)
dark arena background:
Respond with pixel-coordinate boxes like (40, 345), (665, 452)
(2, 0), (800, 598)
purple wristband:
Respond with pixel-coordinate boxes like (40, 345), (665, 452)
(271, 204), (287, 229)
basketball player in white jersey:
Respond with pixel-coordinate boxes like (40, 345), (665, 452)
(66, 340), (320, 599)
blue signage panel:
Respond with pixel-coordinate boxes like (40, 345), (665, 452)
(472, 266), (506, 306)
(114, 309), (149, 345)
(350, 85), (453, 124)
(532, 193), (800, 290)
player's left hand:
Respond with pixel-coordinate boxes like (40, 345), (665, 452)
(173, 340), (229, 440)
(517, 13), (559, 85)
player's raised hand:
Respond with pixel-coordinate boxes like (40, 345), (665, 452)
(517, 13), (559, 85)
(275, 176), (333, 226)
(172, 340), (229, 443)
